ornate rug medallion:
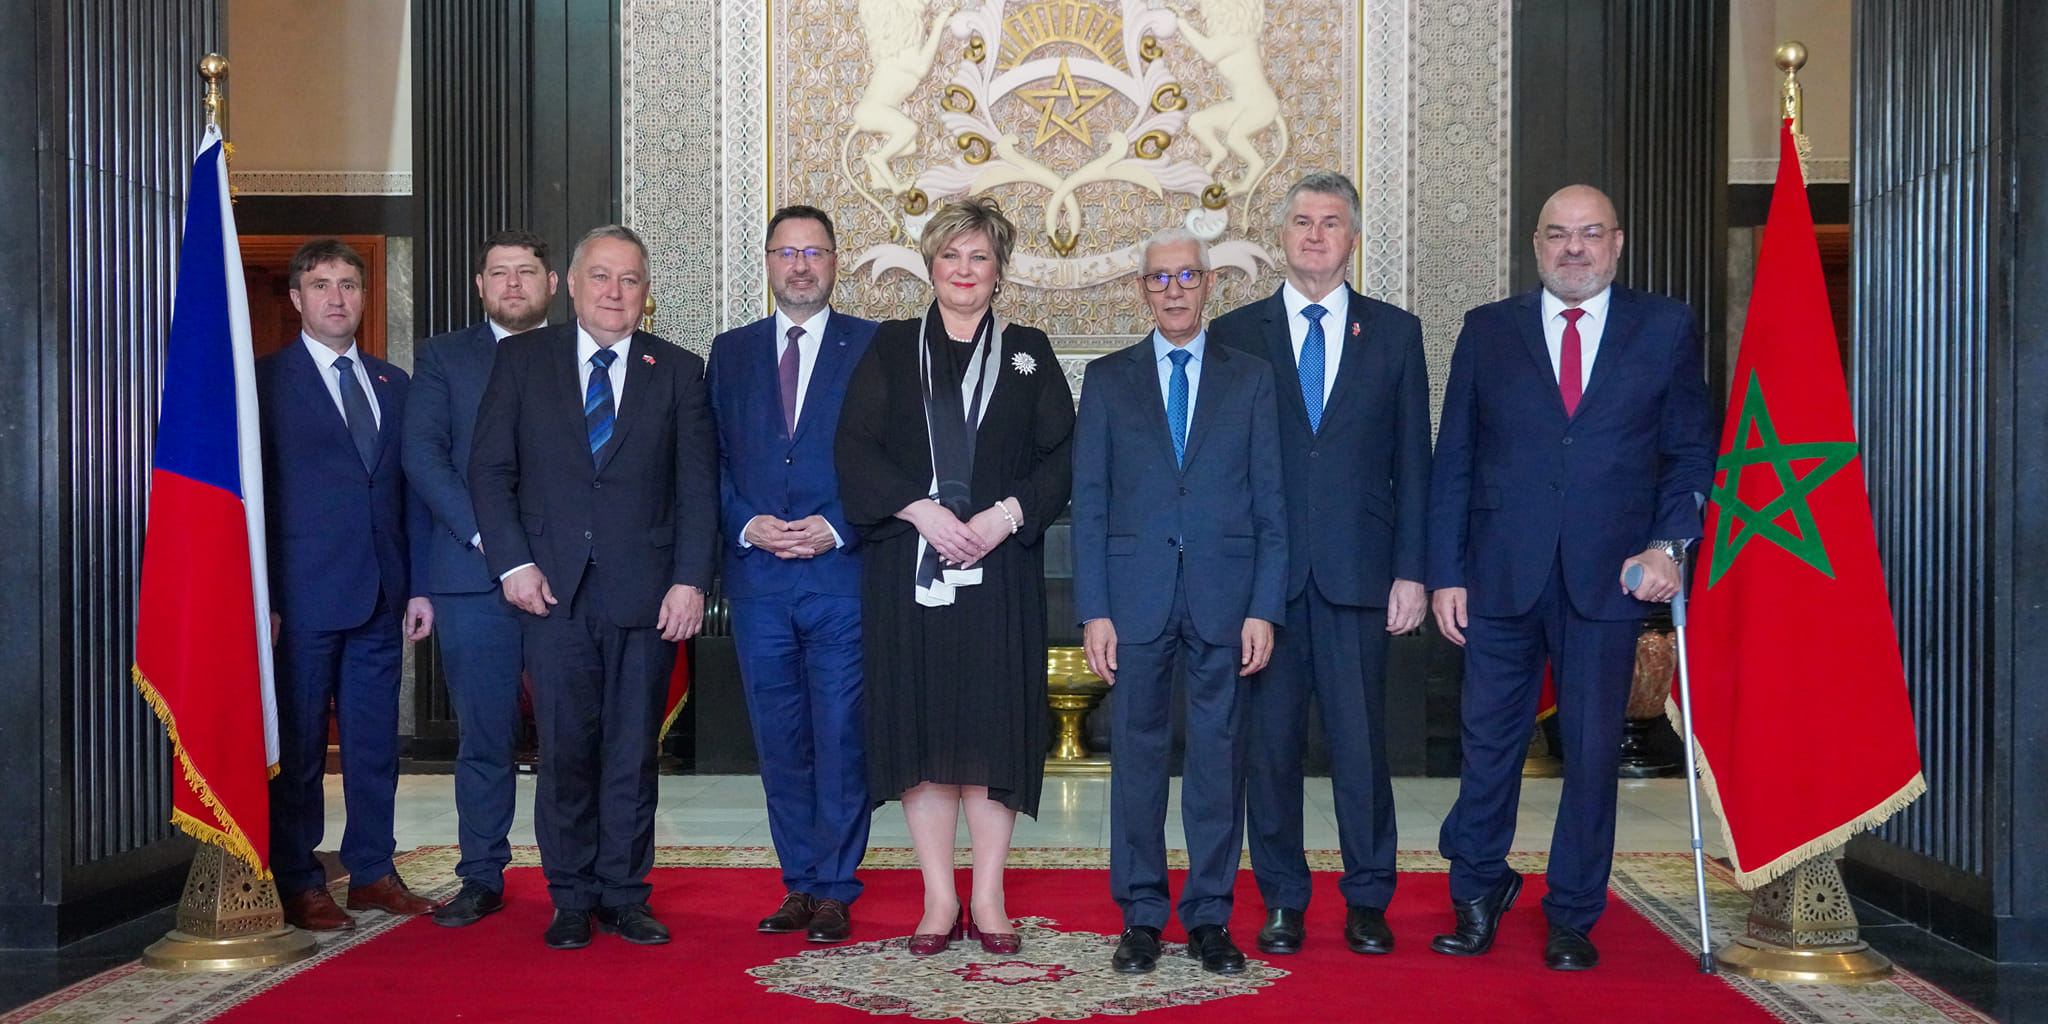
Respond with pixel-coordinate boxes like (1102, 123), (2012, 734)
(747, 915), (1284, 1022)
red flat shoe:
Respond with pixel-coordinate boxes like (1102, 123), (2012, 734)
(907, 920), (964, 956)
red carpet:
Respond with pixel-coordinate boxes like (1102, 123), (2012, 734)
(211, 862), (1784, 1023)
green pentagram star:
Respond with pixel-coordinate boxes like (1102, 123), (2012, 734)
(1705, 370), (1860, 586)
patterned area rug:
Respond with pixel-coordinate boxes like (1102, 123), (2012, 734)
(0, 847), (1995, 1023)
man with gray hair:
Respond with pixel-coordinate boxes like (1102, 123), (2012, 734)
(1215, 172), (1432, 958)
(1073, 227), (1286, 975)
(470, 224), (717, 951)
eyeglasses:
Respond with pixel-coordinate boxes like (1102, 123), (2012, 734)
(1540, 225), (1614, 246)
(766, 246), (836, 263)
(1141, 269), (1209, 292)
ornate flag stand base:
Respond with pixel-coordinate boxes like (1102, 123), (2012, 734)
(1522, 725), (1563, 778)
(143, 845), (319, 972)
(1714, 854), (1893, 982)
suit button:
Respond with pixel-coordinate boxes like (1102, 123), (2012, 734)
(785, 457), (793, 465)
(1562, 437), (1574, 445)
(583, 530), (593, 540)
(1550, 483), (1561, 492)
(1179, 487), (1188, 496)
(593, 481), (602, 489)
(1309, 450), (1320, 459)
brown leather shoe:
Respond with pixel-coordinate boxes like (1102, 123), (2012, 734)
(806, 898), (851, 943)
(282, 888), (355, 931)
(346, 873), (441, 916)
(758, 891), (815, 933)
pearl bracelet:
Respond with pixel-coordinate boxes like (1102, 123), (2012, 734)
(995, 501), (1020, 534)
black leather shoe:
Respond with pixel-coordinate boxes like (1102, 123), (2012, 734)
(759, 891), (814, 933)
(543, 909), (592, 950)
(1430, 871), (1523, 956)
(1186, 924), (1247, 975)
(1544, 922), (1600, 970)
(1110, 925), (1162, 974)
(1344, 905), (1394, 955)
(596, 903), (671, 945)
(806, 898), (851, 943)
(1255, 907), (1304, 955)
(433, 881), (505, 928)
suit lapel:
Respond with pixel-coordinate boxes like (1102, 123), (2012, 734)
(552, 325), (593, 468)
(1319, 286), (1372, 430)
(793, 313), (851, 445)
(284, 341), (350, 443)
(1257, 289), (1313, 432)
(364, 356), (401, 470)
(1576, 285), (1639, 415)
(600, 331), (659, 471)
(1513, 289), (1563, 416)
(1180, 339), (1230, 473)
(1123, 338), (1178, 472)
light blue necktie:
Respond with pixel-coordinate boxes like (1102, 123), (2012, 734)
(1300, 303), (1327, 433)
(1167, 348), (1192, 467)
(585, 347), (618, 466)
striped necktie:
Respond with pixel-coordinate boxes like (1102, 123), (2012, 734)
(586, 347), (618, 466)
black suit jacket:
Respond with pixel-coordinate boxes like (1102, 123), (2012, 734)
(1213, 285), (1431, 608)
(468, 322), (717, 627)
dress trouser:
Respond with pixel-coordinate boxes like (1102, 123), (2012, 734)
(1439, 558), (1639, 933)
(522, 568), (675, 911)
(271, 592), (402, 897)
(1109, 569), (1250, 930)
(1245, 577), (1397, 911)
(433, 589), (526, 893)
(730, 590), (870, 905)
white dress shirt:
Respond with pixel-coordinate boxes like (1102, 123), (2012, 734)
(773, 306), (831, 432)
(488, 318), (545, 342)
(300, 334), (381, 428)
(576, 323), (632, 407)
(1152, 327), (1207, 436)
(1282, 281), (1350, 406)
(1540, 285), (1613, 392)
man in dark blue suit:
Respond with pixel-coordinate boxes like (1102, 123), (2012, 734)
(402, 229), (558, 927)
(1074, 229), (1286, 977)
(258, 237), (438, 931)
(470, 225), (717, 950)
(707, 205), (876, 943)
(1214, 172), (1432, 957)
(1427, 185), (1713, 970)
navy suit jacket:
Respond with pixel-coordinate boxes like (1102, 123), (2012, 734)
(257, 340), (417, 631)
(1071, 335), (1287, 647)
(1426, 285), (1715, 621)
(1213, 285), (1431, 608)
(468, 322), (718, 628)
(403, 321), (506, 595)
(707, 310), (877, 601)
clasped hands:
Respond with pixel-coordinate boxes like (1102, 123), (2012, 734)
(744, 514), (838, 559)
(501, 565), (704, 641)
(899, 497), (1016, 570)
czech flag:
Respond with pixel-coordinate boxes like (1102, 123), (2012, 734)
(133, 124), (280, 877)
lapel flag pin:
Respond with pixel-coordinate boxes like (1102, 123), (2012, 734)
(642, 353), (656, 365)
(1351, 323), (1360, 337)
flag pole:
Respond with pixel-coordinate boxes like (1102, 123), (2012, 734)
(141, 53), (316, 973)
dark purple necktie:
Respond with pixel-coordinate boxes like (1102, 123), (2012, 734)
(780, 325), (803, 436)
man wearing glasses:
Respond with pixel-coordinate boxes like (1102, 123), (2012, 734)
(1214, 171), (1433, 959)
(1073, 228), (1285, 976)
(706, 205), (877, 943)
(1426, 185), (1712, 970)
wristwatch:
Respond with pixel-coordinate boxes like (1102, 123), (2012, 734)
(1647, 539), (1683, 562)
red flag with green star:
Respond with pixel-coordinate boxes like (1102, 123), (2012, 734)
(1684, 120), (1925, 888)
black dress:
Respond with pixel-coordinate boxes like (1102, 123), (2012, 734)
(835, 317), (1074, 816)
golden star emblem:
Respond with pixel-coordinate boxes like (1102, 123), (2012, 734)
(1016, 57), (1112, 147)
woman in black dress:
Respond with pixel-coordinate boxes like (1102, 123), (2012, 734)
(835, 196), (1073, 955)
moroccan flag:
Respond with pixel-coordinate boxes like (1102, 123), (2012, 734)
(659, 649), (691, 742)
(1684, 120), (1925, 888)
(133, 124), (280, 877)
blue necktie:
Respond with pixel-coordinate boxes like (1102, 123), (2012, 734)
(586, 347), (618, 466)
(1300, 303), (1327, 433)
(1167, 348), (1192, 467)
(333, 355), (379, 471)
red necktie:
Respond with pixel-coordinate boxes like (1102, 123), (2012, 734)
(779, 325), (803, 436)
(1559, 307), (1586, 416)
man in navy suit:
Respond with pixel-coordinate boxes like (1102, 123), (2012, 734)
(1214, 172), (1432, 957)
(258, 237), (438, 931)
(1074, 229), (1286, 977)
(402, 229), (558, 927)
(470, 225), (717, 950)
(1427, 185), (1713, 970)
(707, 205), (876, 943)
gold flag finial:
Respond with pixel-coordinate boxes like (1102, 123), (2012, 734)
(198, 53), (228, 129)
(1774, 41), (1807, 134)
(642, 294), (657, 333)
